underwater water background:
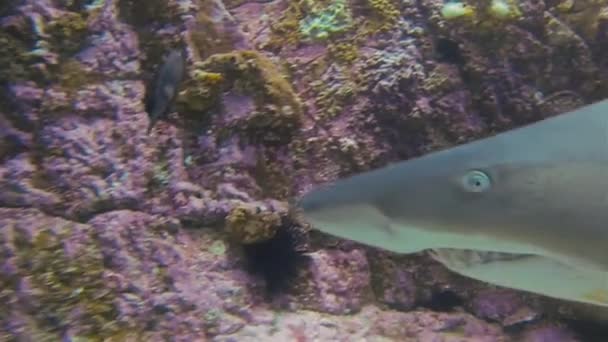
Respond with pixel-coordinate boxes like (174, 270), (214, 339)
(1, 0), (608, 340)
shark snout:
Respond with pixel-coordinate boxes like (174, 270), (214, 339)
(296, 192), (322, 213)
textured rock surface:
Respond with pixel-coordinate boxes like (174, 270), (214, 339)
(2, 0), (608, 340)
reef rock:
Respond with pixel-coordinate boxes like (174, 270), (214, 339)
(2, 0), (608, 340)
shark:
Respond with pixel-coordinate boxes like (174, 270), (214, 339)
(298, 99), (608, 307)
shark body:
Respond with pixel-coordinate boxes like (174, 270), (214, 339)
(298, 99), (608, 307)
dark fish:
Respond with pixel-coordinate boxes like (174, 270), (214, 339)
(145, 48), (186, 134)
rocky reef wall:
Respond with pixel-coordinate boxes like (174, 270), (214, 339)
(1, 0), (608, 340)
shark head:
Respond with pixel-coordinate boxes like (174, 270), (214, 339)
(297, 99), (608, 307)
(299, 147), (548, 254)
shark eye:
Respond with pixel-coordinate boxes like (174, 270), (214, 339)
(461, 170), (491, 193)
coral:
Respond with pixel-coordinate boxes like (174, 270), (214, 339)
(352, 44), (447, 158)
(267, 1), (306, 49)
(367, 0), (401, 28)
(420, 64), (461, 94)
(310, 64), (356, 120)
(299, 0), (354, 40)
(289, 46), (358, 124)
(225, 203), (281, 244)
(327, 42), (359, 65)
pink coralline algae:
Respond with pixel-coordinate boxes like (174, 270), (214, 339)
(471, 289), (540, 327)
(1, 0), (608, 340)
(303, 248), (371, 314)
(39, 112), (151, 219)
(0, 153), (61, 209)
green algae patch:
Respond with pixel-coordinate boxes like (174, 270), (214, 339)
(47, 12), (89, 56)
(0, 30), (42, 82)
(327, 42), (359, 65)
(0, 6), (94, 85)
(202, 51), (301, 112)
(183, 50), (302, 144)
(0, 31), (30, 81)
(553, 0), (608, 41)
(190, 5), (243, 59)
(365, 0), (401, 29)
(311, 76), (356, 120)
(56, 59), (102, 90)
(307, 50), (358, 121)
(177, 69), (225, 115)
(8, 224), (125, 340)
(267, 2), (306, 49)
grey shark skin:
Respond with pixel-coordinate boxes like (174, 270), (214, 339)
(146, 48), (186, 134)
(298, 99), (608, 307)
